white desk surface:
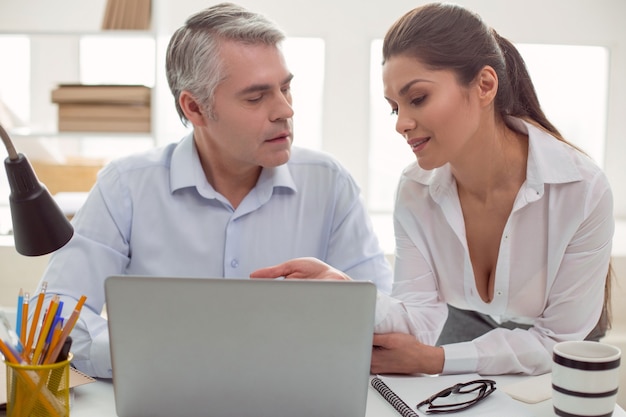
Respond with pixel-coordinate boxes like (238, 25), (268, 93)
(2, 374), (622, 417)
(1, 307), (624, 415)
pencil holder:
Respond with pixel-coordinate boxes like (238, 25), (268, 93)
(4, 353), (72, 417)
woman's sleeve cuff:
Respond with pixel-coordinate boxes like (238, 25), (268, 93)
(441, 342), (478, 374)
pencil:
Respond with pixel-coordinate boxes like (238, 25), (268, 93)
(25, 281), (47, 359)
(48, 318), (64, 357)
(0, 338), (20, 364)
(31, 295), (60, 365)
(43, 295), (87, 365)
(40, 315), (62, 365)
(20, 292), (29, 347)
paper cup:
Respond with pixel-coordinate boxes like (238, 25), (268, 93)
(552, 341), (621, 417)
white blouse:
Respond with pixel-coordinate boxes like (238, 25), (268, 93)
(374, 118), (614, 375)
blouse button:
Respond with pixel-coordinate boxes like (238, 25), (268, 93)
(230, 258), (239, 268)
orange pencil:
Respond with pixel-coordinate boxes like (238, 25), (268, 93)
(20, 292), (29, 347)
(24, 281), (47, 359)
(0, 338), (20, 364)
(44, 295), (87, 365)
(49, 319), (63, 353)
(31, 295), (59, 365)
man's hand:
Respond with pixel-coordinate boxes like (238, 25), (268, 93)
(250, 257), (352, 281)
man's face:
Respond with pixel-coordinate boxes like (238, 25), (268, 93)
(198, 40), (294, 171)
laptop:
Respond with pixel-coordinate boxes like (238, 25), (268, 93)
(104, 276), (377, 417)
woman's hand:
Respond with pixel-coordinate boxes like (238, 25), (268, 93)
(372, 333), (444, 375)
(250, 257), (352, 281)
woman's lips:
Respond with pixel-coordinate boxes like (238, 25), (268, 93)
(409, 137), (430, 152)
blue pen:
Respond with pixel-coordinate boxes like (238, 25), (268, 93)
(15, 288), (23, 339)
(55, 301), (64, 321)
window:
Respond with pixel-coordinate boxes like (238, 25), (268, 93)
(282, 38), (325, 150)
(368, 40), (609, 253)
(0, 36), (30, 234)
(516, 44), (608, 166)
(80, 36), (156, 86)
(0, 36), (30, 127)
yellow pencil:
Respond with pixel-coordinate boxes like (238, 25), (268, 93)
(24, 281), (47, 359)
(31, 295), (60, 365)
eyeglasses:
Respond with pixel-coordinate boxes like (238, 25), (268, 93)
(416, 379), (496, 414)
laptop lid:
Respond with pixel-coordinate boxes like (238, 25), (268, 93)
(105, 276), (377, 417)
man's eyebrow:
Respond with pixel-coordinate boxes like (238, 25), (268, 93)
(238, 73), (294, 96)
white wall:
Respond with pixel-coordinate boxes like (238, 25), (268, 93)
(0, 0), (625, 218)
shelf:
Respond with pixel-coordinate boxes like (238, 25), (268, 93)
(0, 30), (159, 150)
(8, 128), (154, 139)
(0, 30), (155, 37)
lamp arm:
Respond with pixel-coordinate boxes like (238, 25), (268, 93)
(0, 123), (19, 161)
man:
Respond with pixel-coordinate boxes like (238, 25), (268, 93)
(33, 2), (391, 378)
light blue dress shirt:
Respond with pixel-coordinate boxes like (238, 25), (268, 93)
(37, 133), (392, 377)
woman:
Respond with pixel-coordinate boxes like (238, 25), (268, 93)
(251, 3), (614, 376)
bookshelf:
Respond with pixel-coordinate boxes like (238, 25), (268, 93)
(0, 30), (157, 134)
(0, 1), (163, 212)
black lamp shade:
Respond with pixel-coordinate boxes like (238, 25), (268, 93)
(5, 153), (74, 256)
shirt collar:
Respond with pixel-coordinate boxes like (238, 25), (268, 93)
(407, 117), (583, 203)
(169, 132), (297, 199)
(512, 117), (583, 187)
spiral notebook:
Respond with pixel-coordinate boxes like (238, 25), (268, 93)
(105, 276), (377, 417)
(371, 374), (534, 417)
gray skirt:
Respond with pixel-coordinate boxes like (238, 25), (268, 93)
(436, 304), (605, 346)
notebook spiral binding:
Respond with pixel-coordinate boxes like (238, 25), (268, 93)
(371, 376), (420, 417)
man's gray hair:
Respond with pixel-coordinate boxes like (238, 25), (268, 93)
(166, 2), (286, 124)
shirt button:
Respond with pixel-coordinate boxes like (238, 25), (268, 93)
(496, 290), (503, 296)
(230, 259), (239, 268)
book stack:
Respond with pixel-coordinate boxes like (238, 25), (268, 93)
(102, 0), (152, 30)
(51, 84), (151, 133)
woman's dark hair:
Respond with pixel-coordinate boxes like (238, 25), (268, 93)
(382, 2), (563, 140)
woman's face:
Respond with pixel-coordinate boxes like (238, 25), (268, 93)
(382, 54), (483, 170)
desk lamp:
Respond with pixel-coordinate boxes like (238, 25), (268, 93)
(0, 123), (73, 256)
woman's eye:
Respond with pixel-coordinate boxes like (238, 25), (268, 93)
(390, 108), (398, 116)
(411, 95), (426, 106)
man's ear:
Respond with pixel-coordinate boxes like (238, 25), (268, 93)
(179, 91), (207, 126)
(475, 65), (498, 107)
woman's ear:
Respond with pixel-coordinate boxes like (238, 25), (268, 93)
(179, 91), (207, 126)
(476, 65), (498, 107)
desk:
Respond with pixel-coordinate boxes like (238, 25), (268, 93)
(3, 375), (622, 416)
